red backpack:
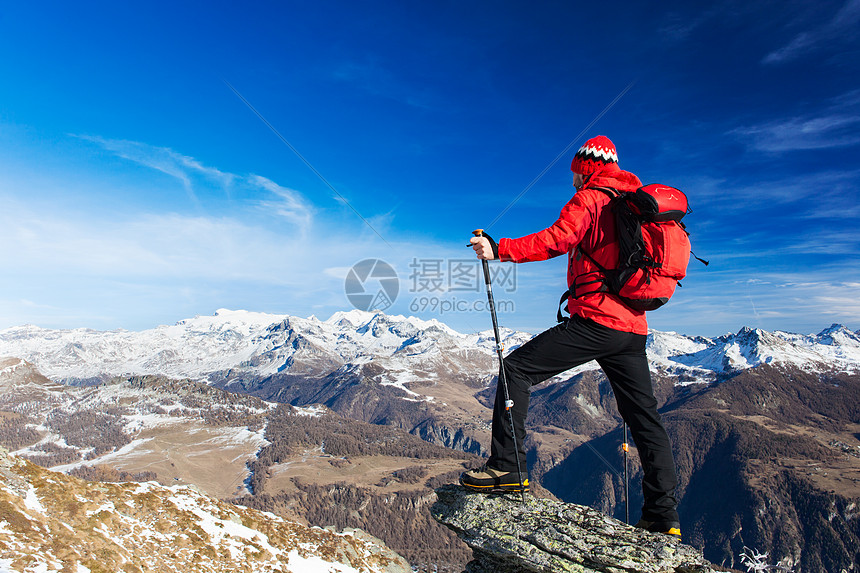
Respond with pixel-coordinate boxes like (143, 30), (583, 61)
(563, 184), (704, 315)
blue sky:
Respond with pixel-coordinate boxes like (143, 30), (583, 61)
(1, 0), (859, 338)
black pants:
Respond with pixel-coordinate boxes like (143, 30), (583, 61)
(487, 314), (679, 523)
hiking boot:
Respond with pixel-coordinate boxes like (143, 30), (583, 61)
(634, 519), (682, 540)
(459, 464), (528, 493)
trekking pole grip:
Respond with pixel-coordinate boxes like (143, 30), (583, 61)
(472, 229), (494, 284)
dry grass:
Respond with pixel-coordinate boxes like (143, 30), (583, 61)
(80, 421), (262, 498)
(733, 416), (860, 497)
(265, 452), (468, 495)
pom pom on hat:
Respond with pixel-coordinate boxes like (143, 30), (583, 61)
(570, 135), (618, 175)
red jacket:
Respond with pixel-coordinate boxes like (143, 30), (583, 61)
(497, 164), (647, 335)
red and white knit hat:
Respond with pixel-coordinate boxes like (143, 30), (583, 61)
(570, 135), (618, 175)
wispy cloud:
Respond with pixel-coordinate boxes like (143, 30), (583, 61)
(763, 0), (860, 64)
(331, 60), (435, 110)
(686, 169), (860, 216)
(815, 290), (860, 320)
(769, 277), (860, 324)
(689, 221), (860, 265)
(650, 268), (860, 336)
(0, 192), (386, 324)
(657, 7), (722, 43)
(78, 136), (316, 235)
(77, 135), (235, 202)
(251, 175), (314, 234)
(0, 178), (481, 331)
(730, 90), (860, 153)
(784, 228), (860, 255)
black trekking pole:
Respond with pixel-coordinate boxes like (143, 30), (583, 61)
(472, 229), (527, 505)
(622, 422), (630, 524)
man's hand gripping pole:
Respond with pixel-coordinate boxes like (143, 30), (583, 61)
(472, 229), (526, 503)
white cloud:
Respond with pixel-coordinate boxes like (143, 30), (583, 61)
(763, 0), (860, 64)
(0, 197), (390, 329)
(0, 131), (382, 330)
(784, 229), (860, 255)
(686, 169), (860, 216)
(762, 32), (816, 65)
(0, 181), (474, 331)
(76, 135), (235, 202)
(323, 266), (352, 279)
(251, 175), (314, 234)
(650, 270), (860, 336)
(731, 112), (860, 153)
(78, 136), (316, 236)
(729, 90), (860, 154)
(332, 60), (435, 110)
(657, 8), (722, 43)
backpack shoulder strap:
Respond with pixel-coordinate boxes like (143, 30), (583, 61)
(576, 186), (618, 269)
(590, 186), (621, 200)
(557, 187), (626, 322)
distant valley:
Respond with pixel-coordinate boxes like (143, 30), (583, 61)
(1, 310), (859, 571)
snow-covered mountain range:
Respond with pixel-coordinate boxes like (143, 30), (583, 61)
(3, 311), (859, 572)
(1, 309), (859, 386)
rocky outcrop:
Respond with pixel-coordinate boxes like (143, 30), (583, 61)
(0, 448), (411, 573)
(432, 485), (717, 573)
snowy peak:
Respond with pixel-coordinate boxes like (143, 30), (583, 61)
(719, 327), (783, 369)
(0, 310), (495, 383)
(1, 311), (859, 387)
(814, 323), (860, 347)
(649, 324), (860, 382)
(324, 308), (379, 327)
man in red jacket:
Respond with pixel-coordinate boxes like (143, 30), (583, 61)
(461, 135), (681, 538)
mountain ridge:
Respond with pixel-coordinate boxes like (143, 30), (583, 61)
(2, 312), (860, 571)
(2, 310), (859, 389)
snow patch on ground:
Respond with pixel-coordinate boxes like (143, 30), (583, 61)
(378, 370), (423, 398)
(575, 395), (602, 419)
(293, 405), (326, 417)
(169, 489), (283, 560)
(200, 426), (269, 448)
(0, 358), (24, 377)
(22, 484), (47, 516)
(285, 548), (365, 573)
(85, 500), (117, 518)
(51, 438), (155, 473)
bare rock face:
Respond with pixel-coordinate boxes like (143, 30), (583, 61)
(431, 485), (717, 573)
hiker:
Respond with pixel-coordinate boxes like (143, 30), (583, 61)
(462, 135), (682, 538)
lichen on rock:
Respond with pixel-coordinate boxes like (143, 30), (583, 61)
(431, 484), (717, 573)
